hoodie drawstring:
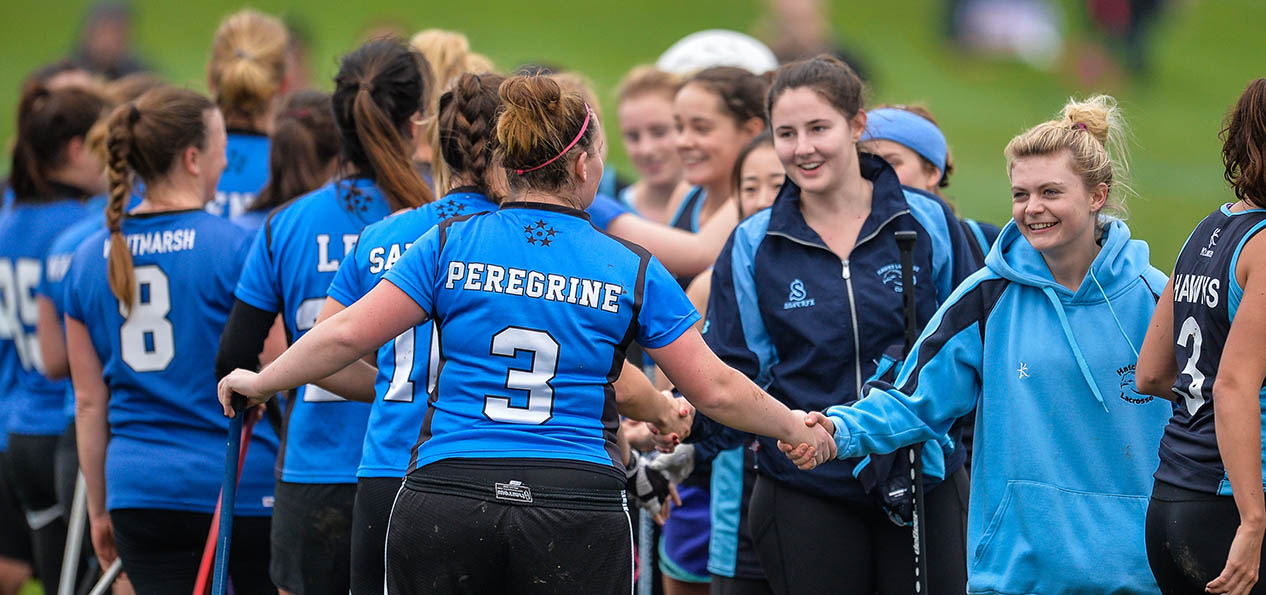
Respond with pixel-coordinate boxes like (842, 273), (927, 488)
(1041, 286), (1109, 412)
(1089, 269), (1141, 359)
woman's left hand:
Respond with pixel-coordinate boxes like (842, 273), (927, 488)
(1207, 523), (1264, 594)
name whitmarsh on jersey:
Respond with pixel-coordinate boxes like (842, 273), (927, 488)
(443, 260), (624, 313)
(102, 228), (197, 257)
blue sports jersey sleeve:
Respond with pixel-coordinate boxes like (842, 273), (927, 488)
(636, 257), (699, 348)
(327, 234), (366, 308)
(381, 227), (440, 318)
(234, 220), (282, 312)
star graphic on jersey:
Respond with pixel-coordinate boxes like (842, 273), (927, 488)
(437, 200), (468, 219)
(1018, 362), (1030, 379)
(524, 223), (560, 246)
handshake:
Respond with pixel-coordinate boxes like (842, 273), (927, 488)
(639, 390), (838, 471)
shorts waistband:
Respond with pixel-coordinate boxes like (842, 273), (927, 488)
(404, 472), (626, 512)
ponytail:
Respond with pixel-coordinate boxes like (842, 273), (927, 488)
(105, 104), (138, 312)
(351, 85), (433, 209)
(9, 84), (110, 200)
(332, 39), (435, 211)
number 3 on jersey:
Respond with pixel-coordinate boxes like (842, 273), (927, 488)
(119, 265), (175, 372)
(1175, 316), (1207, 415)
(484, 327), (558, 424)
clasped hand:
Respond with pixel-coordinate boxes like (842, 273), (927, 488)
(778, 411), (837, 470)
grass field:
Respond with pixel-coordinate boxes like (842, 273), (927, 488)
(0, 0), (1263, 270)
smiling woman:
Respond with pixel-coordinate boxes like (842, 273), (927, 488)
(797, 94), (1175, 594)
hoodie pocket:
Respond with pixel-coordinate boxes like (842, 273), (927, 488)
(970, 480), (1157, 594)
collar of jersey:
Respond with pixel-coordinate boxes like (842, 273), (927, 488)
(499, 200), (592, 221)
(765, 153), (907, 247)
(226, 127), (268, 138)
(1220, 203), (1266, 216)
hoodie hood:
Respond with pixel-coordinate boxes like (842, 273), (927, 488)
(986, 217), (1154, 300)
(986, 218), (1155, 410)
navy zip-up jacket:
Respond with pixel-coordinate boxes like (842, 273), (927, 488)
(696, 154), (977, 502)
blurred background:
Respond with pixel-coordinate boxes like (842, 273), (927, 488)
(0, 0), (1262, 268)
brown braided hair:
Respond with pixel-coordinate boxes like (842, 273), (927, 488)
(437, 73), (505, 200)
(104, 88), (214, 312)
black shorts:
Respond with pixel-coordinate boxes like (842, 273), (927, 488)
(749, 466), (969, 595)
(110, 508), (272, 595)
(351, 477), (402, 595)
(270, 480), (356, 595)
(0, 452), (32, 562)
(1146, 479), (1266, 594)
(6, 432), (67, 585)
(386, 460), (632, 594)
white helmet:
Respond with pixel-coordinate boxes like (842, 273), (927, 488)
(655, 30), (778, 76)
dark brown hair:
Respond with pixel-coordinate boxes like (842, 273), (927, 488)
(732, 130), (774, 218)
(9, 84), (110, 200)
(332, 39), (435, 210)
(105, 88), (215, 312)
(495, 75), (596, 194)
(682, 66), (768, 127)
(767, 54), (865, 121)
(437, 73), (505, 199)
(1222, 78), (1266, 208)
(252, 90), (338, 213)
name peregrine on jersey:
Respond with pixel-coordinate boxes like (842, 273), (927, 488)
(444, 261), (623, 313)
(1172, 273), (1220, 308)
(102, 229), (196, 257)
(368, 242), (412, 274)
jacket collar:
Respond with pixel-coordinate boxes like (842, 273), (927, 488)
(767, 153), (910, 248)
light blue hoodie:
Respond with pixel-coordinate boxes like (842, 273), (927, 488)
(826, 219), (1173, 594)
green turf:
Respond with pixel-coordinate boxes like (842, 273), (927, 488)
(0, 0), (1262, 267)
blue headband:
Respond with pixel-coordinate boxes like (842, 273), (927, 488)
(860, 108), (948, 177)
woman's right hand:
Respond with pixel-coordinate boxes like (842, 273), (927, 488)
(217, 368), (270, 417)
(1207, 523), (1264, 594)
(89, 512), (117, 571)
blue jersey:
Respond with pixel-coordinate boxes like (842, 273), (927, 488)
(235, 177), (391, 483)
(669, 187), (706, 233)
(64, 209), (279, 515)
(38, 196), (108, 422)
(1158, 204), (1266, 495)
(328, 189), (497, 478)
(206, 131), (270, 221)
(0, 192), (96, 436)
(383, 202), (698, 472)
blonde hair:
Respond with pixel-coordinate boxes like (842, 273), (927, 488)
(409, 29), (497, 194)
(1005, 95), (1131, 222)
(616, 65), (681, 105)
(208, 10), (288, 124)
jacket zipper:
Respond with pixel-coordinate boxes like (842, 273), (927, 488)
(765, 208), (908, 402)
(841, 260), (862, 397)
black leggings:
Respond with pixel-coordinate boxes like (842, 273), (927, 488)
(1147, 479), (1266, 594)
(5, 433), (66, 588)
(749, 467), (969, 595)
(350, 477), (402, 595)
(110, 508), (272, 595)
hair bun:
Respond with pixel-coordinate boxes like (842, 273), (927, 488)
(1060, 95), (1116, 146)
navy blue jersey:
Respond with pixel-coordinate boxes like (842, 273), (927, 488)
(38, 196), (108, 422)
(206, 131), (270, 221)
(64, 209), (279, 515)
(327, 189), (497, 478)
(669, 187), (706, 233)
(1157, 204), (1266, 494)
(383, 202), (698, 473)
(0, 193), (96, 436)
(235, 177), (391, 483)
